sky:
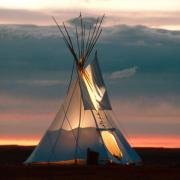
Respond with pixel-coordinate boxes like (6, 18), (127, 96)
(0, 0), (180, 148)
(0, 0), (180, 29)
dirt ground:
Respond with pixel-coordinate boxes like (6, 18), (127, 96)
(0, 146), (180, 180)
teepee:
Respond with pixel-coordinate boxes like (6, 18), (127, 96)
(25, 14), (142, 165)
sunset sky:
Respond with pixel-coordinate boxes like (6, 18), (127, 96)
(0, 0), (180, 148)
(0, 0), (180, 30)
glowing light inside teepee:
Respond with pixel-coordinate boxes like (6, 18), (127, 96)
(101, 131), (123, 159)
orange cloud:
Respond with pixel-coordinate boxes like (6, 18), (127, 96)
(128, 135), (180, 148)
(1, 135), (180, 148)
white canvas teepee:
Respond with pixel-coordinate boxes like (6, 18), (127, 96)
(25, 14), (142, 165)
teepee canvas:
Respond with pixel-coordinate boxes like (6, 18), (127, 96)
(25, 14), (142, 165)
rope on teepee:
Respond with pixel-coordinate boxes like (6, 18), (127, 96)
(111, 109), (130, 141)
(74, 65), (84, 164)
(74, 88), (82, 164)
(62, 106), (83, 153)
(103, 110), (114, 129)
(97, 111), (106, 128)
(67, 60), (75, 95)
(47, 79), (78, 162)
(91, 110), (110, 161)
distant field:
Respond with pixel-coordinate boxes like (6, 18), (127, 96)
(0, 146), (180, 179)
